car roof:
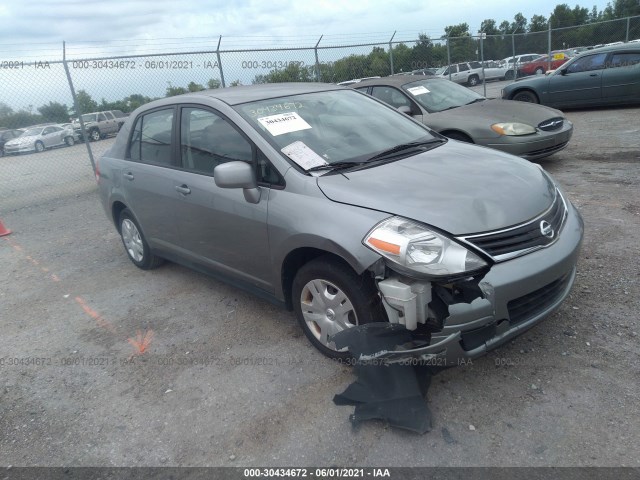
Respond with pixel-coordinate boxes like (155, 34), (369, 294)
(347, 75), (440, 89)
(168, 82), (344, 106)
(588, 42), (640, 53)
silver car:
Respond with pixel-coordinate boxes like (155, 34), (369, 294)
(353, 76), (573, 160)
(4, 124), (76, 154)
(98, 83), (583, 363)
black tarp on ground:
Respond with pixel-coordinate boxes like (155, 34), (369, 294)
(331, 323), (436, 435)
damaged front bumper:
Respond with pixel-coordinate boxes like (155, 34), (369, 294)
(371, 201), (583, 365)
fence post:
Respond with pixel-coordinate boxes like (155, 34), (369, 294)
(626, 17), (630, 43)
(216, 36), (226, 88)
(548, 18), (552, 73)
(62, 41), (96, 175)
(479, 32), (486, 97)
(446, 35), (451, 81)
(511, 29), (517, 81)
(314, 35), (323, 82)
(389, 31), (396, 75)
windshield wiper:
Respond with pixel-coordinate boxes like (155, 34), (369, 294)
(365, 139), (445, 163)
(306, 160), (367, 173)
(465, 98), (486, 105)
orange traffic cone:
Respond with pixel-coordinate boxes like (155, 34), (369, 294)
(0, 219), (11, 237)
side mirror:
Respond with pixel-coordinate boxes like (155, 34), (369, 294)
(214, 161), (261, 204)
(560, 68), (568, 75)
(397, 105), (412, 116)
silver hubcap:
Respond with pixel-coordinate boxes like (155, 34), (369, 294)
(121, 219), (144, 263)
(300, 279), (357, 351)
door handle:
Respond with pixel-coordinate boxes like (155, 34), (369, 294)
(123, 172), (134, 180)
(175, 185), (191, 195)
(589, 73), (598, 77)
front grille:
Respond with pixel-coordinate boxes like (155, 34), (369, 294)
(525, 141), (569, 158)
(459, 191), (567, 261)
(538, 117), (564, 131)
(507, 274), (570, 324)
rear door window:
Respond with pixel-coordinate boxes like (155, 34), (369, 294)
(128, 108), (175, 166)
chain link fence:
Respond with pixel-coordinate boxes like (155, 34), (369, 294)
(1, 15), (639, 215)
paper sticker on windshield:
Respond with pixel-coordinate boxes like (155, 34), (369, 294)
(281, 141), (328, 170)
(257, 112), (312, 137)
(407, 86), (430, 96)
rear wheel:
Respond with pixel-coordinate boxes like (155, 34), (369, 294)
(504, 69), (515, 80)
(292, 256), (383, 359)
(118, 209), (163, 270)
(35, 141), (45, 153)
(467, 75), (480, 86)
(535, 67), (545, 75)
(512, 90), (539, 104)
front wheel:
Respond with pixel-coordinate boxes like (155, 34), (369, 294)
(35, 141), (45, 153)
(89, 129), (101, 142)
(292, 256), (383, 359)
(504, 70), (515, 80)
(65, 136), (75, 146)
(118, 209), (163, 270)
(535, 67), (545, 75)
(512, 90), (539, 104)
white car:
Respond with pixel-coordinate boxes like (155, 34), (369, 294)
(3, 124), (76, 154)
(500, 54), (541, 79)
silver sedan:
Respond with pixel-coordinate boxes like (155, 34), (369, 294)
(352, 76), (573, 160)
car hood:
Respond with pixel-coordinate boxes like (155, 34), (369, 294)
(434, 98), (563, 123)
(504, 75), (550, 92)
(7, 135), (36, 144)
(316, 141), (556, 235)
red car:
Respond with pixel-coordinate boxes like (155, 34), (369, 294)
(519, 53), (570, 76)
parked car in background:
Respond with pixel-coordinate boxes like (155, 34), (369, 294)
(3, 124), (76, 154)
(502, 43), (640, 108)
(59, 123), (80, 144)
(0, 128), (24, 157)
(518, 53), (571, 76)
(352, 75), (573, 160)
(435, 62), (485, 86)
(98, 83), (583, 362)
(481, 61), (510, 81)
(73, 110), (127, 141)
(500, 54), (542, 79)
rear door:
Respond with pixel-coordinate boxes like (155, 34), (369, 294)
(547, 52), (607, 106)
(601, 51), (640, 103)
(170, 105), (273, 290)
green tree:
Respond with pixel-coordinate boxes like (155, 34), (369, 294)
(0, 102), (13, 118)
(38, 102), (69, 123)
(166, 83), (188, 97)
(74, 90), (98, 116)
(207, 78), (221, 89)
(187, 81), (205, 92)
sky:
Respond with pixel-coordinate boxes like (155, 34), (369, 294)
(0, 0), (614, 58)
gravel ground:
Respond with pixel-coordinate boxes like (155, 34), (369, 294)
(0, 103), (639, 468)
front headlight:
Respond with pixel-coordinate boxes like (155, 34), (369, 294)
(491, 122), (536, 136)
(363, 216), (488, 278)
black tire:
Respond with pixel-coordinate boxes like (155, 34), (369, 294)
(89, 129), (101, 142)
(292, 256), (384, 359)
(504, 70), (515, 80)
(65, 136), (75, 146)
(35, 141), (45, 153)
(0, 148), (4, 157)
(118, 208), (163, 270)
(444, 131), (473, 143)
(467, 75), (480, 86)
(512, 90), (539, 104)
(535, 67), (545, 75)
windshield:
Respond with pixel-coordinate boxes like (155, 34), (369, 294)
(235, 89), (436, 167)
(80, 114), (97, 122)
(401, 79), (485, 113)
(22, 128), (42, 136)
